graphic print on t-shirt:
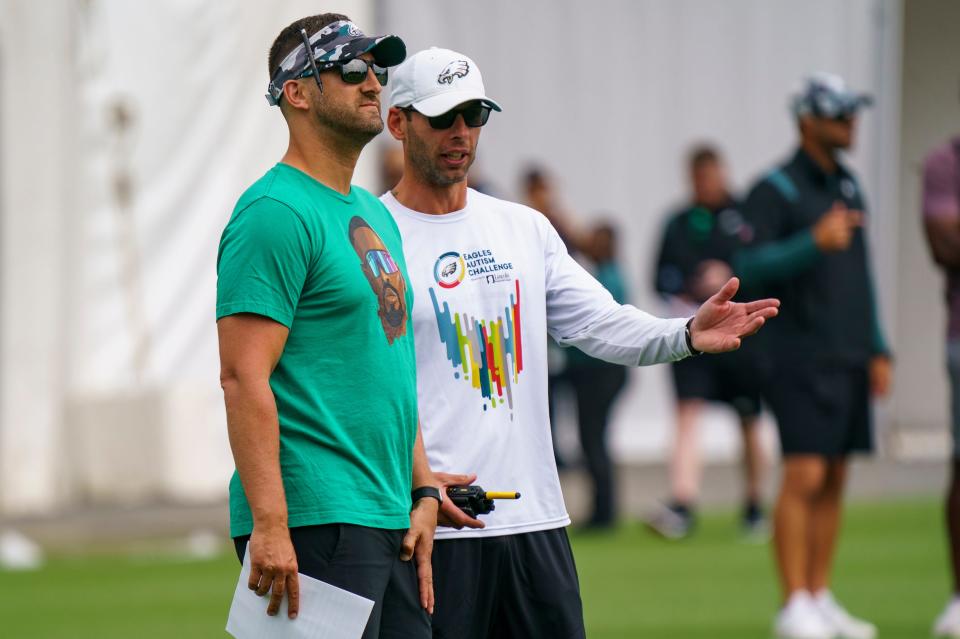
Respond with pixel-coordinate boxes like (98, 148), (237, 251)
(429, 275), (524, 413)
(348, 216), (408, 344)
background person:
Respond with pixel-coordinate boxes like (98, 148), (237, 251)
(921, 130), (960, 638)
(645, 145), (768, 540)
(736, 72), (892, 639)
(567, 221), (630, 530)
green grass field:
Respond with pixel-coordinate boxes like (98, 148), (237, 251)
(0, 499), (947, 638)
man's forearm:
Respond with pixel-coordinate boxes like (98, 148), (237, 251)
(412, 423), (440, 489)
(557, 307), (690, 366)
(223, 377), (288, 527)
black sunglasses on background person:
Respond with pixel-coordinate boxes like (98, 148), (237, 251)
(403, 103), (492, 130)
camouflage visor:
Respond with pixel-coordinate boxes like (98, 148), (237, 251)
(266, 20), (406, 105)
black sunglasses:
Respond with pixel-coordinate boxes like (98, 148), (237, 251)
(299, 58), (389, 87)
(406, 103), (492, 130)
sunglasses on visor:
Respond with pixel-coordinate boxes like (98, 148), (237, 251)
(405, 103), (492, 130)
(365, 249), (399, 277)
(299, 58), (389, 86)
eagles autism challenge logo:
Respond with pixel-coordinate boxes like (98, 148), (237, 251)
(434, 251), (466, 289)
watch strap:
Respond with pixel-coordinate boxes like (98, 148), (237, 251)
(411, 486), (443, 506)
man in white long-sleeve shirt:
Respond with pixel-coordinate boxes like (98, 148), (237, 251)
(380, 47), (780, 639)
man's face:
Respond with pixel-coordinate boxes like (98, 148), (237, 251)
(808, 115), (857, 151)
(691, 160), (728, 208)
(402, 101), (482, 187)
(309, 53), (385, 144)
(349, 221), (407, 343)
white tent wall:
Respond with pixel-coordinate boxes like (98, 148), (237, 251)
(0, 1), (75, 515)
(378, 0), (903, 462)
(893, 1), (960, 454)
(0, 1), (914, 516)
(0, 0), (377, 515)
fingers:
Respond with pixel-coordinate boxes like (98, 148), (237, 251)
(438, 500), (484, 529)
(255, 565), (273, 596)
(740, 315), (766, 337)
(400, 529), (417, 561)
(267, 573), (285, 616)
(847, 210), (865, 227)
(435, 472), (477, 487)
(286, 573), (300, 619)
(415, 543), (434, 613)
(741, 298), (780, 314)
(248, 565), (263, 592)
(710, 277), (740, 304)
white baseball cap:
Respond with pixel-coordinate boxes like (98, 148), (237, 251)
(389, 47), (502, 117)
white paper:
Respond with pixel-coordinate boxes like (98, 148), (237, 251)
(226, 550), (375, 639)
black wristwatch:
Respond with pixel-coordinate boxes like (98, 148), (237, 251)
(411, 486), (443, 507)
(685, 318), (702, 356)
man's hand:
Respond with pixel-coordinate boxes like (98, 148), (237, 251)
(870, 355), (893, 397)
(690, 277), (780, 353)
(691, 259), (733, 303)
(402, 498), (439, 613)
(248, 524), (300, 619)
(434, 472), (485, 530)
(812, 201), (864, 252)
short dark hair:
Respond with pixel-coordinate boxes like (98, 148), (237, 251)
(521, 166), (548, 191)
(268, 13), (351, 78)
(688, 144), (721, 171)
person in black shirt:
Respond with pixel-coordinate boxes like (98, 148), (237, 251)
(646, 146), (768, 540)
(737, 73), (891, 639)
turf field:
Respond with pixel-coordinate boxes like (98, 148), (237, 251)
(0, 499), (946, 638)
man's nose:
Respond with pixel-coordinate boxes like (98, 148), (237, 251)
(361, 67), (382, 94)
(448, 113), (469, 137)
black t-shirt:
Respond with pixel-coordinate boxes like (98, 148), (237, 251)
(654, 197), (754, 302)
(739, 148), (877, 366)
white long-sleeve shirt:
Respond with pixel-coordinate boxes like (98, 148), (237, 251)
(381, 189), (691, 538)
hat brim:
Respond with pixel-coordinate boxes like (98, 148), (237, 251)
(361, 35), (406, 67)
(410, 90), (503, 117)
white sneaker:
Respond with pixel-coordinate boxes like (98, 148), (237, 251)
(775, 591), (836, 639)
(933, 598), (960, 638)
(814, 590), (876, 639)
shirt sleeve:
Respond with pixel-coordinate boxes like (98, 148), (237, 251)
(542, 220), (691, 366)
(216, 197), (313, 328)
(922, 145), (960, 220)
(734, 179), (821, 287)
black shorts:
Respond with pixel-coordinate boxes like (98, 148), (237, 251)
(764, 362), (872, 457)
(234, 524), (429, 639)
(431, 527), (585, 639)
(671, 349), (763, 418)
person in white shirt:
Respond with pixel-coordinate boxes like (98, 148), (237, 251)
(380, 47), (780, 639)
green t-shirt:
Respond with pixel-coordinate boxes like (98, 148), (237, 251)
(217, 163), (418, 537)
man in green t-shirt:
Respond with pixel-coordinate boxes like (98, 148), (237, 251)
(216, 14), (452, 638)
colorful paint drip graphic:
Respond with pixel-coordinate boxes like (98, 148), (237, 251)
(430, 280), (524, 411)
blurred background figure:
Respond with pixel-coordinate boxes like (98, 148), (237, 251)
(523, 165), (585, 253)
(523, 164), (584, 469)
(737, 73), (891, 639)
(379, 144), (405, 195)
(645, 146), (767, 540)
(567, 221), (629, 530)
(921, 127), (960, 638)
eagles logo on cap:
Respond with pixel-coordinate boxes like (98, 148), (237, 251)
(438, 60), (470, 85)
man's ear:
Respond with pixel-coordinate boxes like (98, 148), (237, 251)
(282, 79), (315, 112)
(386, 107), (407, 141)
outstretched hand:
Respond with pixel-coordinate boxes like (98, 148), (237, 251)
(690, 277), (780, 353)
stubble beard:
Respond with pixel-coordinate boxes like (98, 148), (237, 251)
(406, 126), (473, 187)
(314, 94), (384, 146)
